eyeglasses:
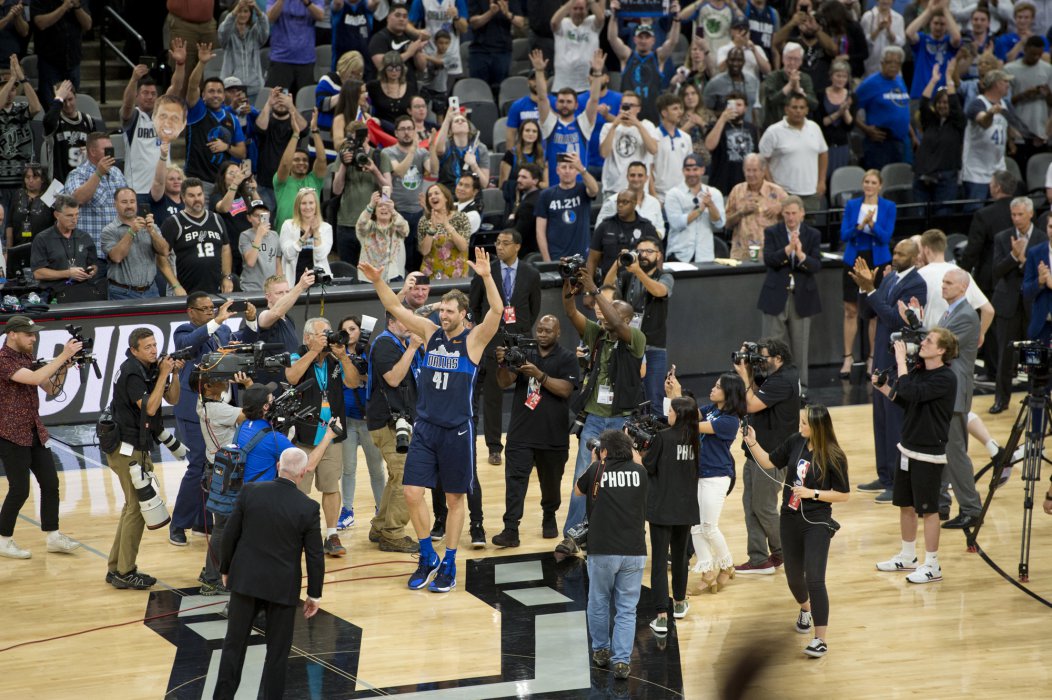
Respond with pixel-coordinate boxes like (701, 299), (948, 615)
(191, 305), (216, 313)
(637, 249), (659, 256)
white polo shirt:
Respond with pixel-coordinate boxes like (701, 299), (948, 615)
(652, 124), (693, 203)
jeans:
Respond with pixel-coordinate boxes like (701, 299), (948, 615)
(341, 417), (385, 511)
(586, 553), (646, 665)
(642, 347), (667, 416)
(173, 417), (211, 534)
(107, 282), (160, 301)
(336, 224), (361, 265)
(200, 512), (228, 584)
(691, 476), (733, 572)
(563, 414), (628, 536)
(742, 458), (783, 565)
(961, 180), (989, 213)
(861, 137), (906, 171)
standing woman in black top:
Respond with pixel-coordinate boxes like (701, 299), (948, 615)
(643, 395), (702, 636)
(744, 404), (850, 659)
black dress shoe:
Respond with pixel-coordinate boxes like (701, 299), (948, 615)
(942, 513), (978, 529)
(938, 509), (950, 521)
(989, 402), (1007, 415)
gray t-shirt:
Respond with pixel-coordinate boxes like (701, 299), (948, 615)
(197, 398), (242, 463)
(238, 228), (281, 293)
(381, 145), (428, 214)
(101, 220), (161, 288)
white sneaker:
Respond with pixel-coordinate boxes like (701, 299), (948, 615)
(0, 539), (31, 559)
(906, 563), (943, 584)
(795, 609), (813, 634)
(46, 532), (82, 554)
(875, 553), (917, 572)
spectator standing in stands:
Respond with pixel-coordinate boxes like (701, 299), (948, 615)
(725, 153), (787, 262)
(579, 69), (622, 183)
(150, 144), (185, 227)
(665, 153), (726, 263)
(854, 47), (911, 170)
(279, 188), (333, 282)
(367, 51), (417, 127)
(6, 164), (52, 248)
(905, 0), (961, 99)
(430, 107), (491, 189)
(0, 0), (29, 61)
(409, 0), (469, 86)
(860, 0), (905, 76)
(30, 0), (91, 104)
(771, 0), (835, 93)
(913, 63), (964, 214)
(218, 0), (270, 103)
(0, 56), (41, 213)
(418, 183), (471, 279)
(254, 87), (306, 213)
(44, 80), (102, 184)
(184, 45), (248, 194)
(505, 68), (551, 151)
(1005, 36), (1052, 172)
(382, 114), (428, 265)
(534, 49), (604, 184)
(760, 42), (817, 130)
(166, 0), (217, 78)
(334, 123), (390, 264)
(961, 69), (1018, 210)
(120, 66), (164, 205)
(681, 0), (736, 64)
(30, 194), (97, 294)
(716, 17), (772, 78)
(368, 2), (429, 88)
(758, 93), (827, 211)
(993, 2), (1047, 64)
(467, 0), (526, 94)
(356, 190), (410, 280)
(239, 202), (282, 293)
(595, 161), (664, 233)
(535, 151), (598, 262)
(744, 0), (779, 62)
(703, 93), (757, 196)
(652, 93), (692, 203)
(62, 131), (127, 274)
(273, 112), (327, 231)
(266, 0), (323, 96)
(703, 47), (761, 125)
(587, 189), (661, 278)
(331, 4), (374, 79)
(509, 162), (543, 255)
(607, 11), (681, 123)
(598, 91), (658, 200)
(550, 0), (604, 94)
(817, 61), (859, 181)
(101, 187), (169, 300)
(500, 120), (546, 210)
(159, 178), (235, 295)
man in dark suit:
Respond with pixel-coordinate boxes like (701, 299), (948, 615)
(958, 169), (1018, 380)
(1022, 215), (1052, 342)
(214, 441), (330, 700)
(850, 238), (927, 502)
(757, 196), (822, 395)
(469, 229), (542, 465)
(990, 198), (1047, 412)
(932, 269), (983, 529)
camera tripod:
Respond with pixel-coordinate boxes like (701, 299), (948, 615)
(973, 372), (1052, 582)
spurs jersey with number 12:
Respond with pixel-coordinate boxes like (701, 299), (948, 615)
(416, 329), (478, 427)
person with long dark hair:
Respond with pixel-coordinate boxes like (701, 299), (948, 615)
(643, 394), (702, 636)
(744, 404), (850, 658)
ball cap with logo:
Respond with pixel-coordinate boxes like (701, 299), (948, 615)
(5, 316), (44, 334)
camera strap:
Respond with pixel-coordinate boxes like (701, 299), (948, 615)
(590, 459), (607, 501)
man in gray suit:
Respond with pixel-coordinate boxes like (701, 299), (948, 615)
(934, 268), (983, 529)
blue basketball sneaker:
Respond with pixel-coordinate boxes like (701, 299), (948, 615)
(429, 559), (457, 593)
(408, 553), (441, 590)
(337, 507), (355, 530)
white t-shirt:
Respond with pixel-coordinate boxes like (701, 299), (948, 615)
(553, 16), (600, 93)
(124, 107), (167, 195)
(918, 260), (990, 329)
(598, 119), (658, 194)
(1004, 59), (1052, 142)
(860, 9), (906, 76)
(717, 43), (761, 79)
(757, 118), (828, 197)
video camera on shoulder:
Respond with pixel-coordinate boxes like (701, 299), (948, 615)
(623, 402), (669, 451)
(732, 341), (767, 376)
(197, 341), (292, 381)
(888, 307), (926, 358)
(500, 330), (539, 368)
(266, 382), (320, 433)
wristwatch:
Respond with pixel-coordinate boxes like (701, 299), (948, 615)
(814, 490), (820, 500)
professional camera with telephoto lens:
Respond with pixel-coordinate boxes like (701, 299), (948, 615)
(391, 411), (413, 453)
(197, 341), (293, 381)
(265, 382), (320, 433)
(165, 346), (195, 362)
(324, 328), (350, 346)
(1013, 340), (1052, 377)
(501, 331), (539, 368)
(619, 250), (638, 267)
(732, 341), (767, 373)
(559, 254), (586, 281)
(341, 125), (372, 170)
(129, 460), (170, 530)
(622, 402), (669, 451)
(570, 409), (588, 437)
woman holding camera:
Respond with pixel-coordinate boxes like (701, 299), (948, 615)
(356, 191), (409, 281)
(668, 372), (747, 594)
(643, 394), (703, 635)
(418, 183), (471, 279)
(279, 188), (333, 283)
(744, 404), (850, 658)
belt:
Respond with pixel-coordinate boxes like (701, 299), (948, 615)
(109, 280), (152, 292)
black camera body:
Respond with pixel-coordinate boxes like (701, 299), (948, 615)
(66, 324), (101, 378)
(731, 341), (767, 374)
(312, 266), (333, 286)
(341, 126), (371, 170)
(1013, 340), (1052, 377)
(623, 403), (668, 451)
(501, 331), (539, 368)
(266, 383), (319, 433)
(166, 346), (195, 362)
(889, 307), (926, 359)
(559, 254), (586, 281)
(619, 250), (638, 267)
(324, 328), (349, 346)
(198, 342), (292, 381)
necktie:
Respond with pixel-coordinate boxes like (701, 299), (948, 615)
(503, 266), (513, 301)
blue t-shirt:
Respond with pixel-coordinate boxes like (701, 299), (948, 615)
(697, 403), (740, 479)
(238, 419), (295, 482)
(507, 93), (557, 130)
(343, 385), (368, 420)
(576, 89), (622, 171)
(994, 33), (1050, 62)
(534, 181), (593, 260)
(854, 72), (912, 145)
(910, 32), (957, 99)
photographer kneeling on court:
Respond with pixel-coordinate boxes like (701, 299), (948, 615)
(575, 429), (648, 682)
(873, 328), (957, 584)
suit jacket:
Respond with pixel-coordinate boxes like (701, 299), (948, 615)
(941, 299), (980, 413)
(468, 258), (542, 339)
(757, 222), (823, 318)
(1022, 242), (1052, 339)
(864, 267), (928, 370)
(992, 224), (1047, 319)
(220, 478), (324, 606)
(960, 197), (1013, 293)
(839, 196), (895, 268)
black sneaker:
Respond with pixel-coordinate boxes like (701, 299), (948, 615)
(555, 535), (580, 555)
(199, 580), (229, 596)
(612, 662), (631, 680)
(135, 569), (157, 586)
(491, 529), (520, 548)
(542, 515), (558, 539)
(804, 638), (828, 658)
(430, 519), (446, 542)
(470, 522), (486, 549)
(111, 570), (153, 590)
(592, 648), (612, 668)
(168, 529), (188, 546)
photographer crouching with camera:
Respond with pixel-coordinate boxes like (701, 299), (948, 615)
(491, 315), (580, 547)
(104, 328), (184, 588)
(873, 328), (957, 584)
(575, 429), (648, 681)
(0, 318), (85, 561)
(559, 260), (646, 555)
(733, 337), (800, 575)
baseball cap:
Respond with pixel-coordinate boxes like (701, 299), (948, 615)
(222, 76), (245, 90)
(5, 315), (44, 334)
(634, 24), (655, 36)
(249, 199), (268, 213)
(682, 153), (705, 168)
(730, 16), (750, 30)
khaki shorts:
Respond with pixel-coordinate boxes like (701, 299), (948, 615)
(296, 440), (342, 494)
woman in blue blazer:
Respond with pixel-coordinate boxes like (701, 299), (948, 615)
(839, 170), (896, 377)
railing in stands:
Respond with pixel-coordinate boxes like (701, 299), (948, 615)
(98, 4), (146, 103)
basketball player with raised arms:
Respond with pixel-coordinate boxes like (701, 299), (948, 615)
(359, 248), (504, 593)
